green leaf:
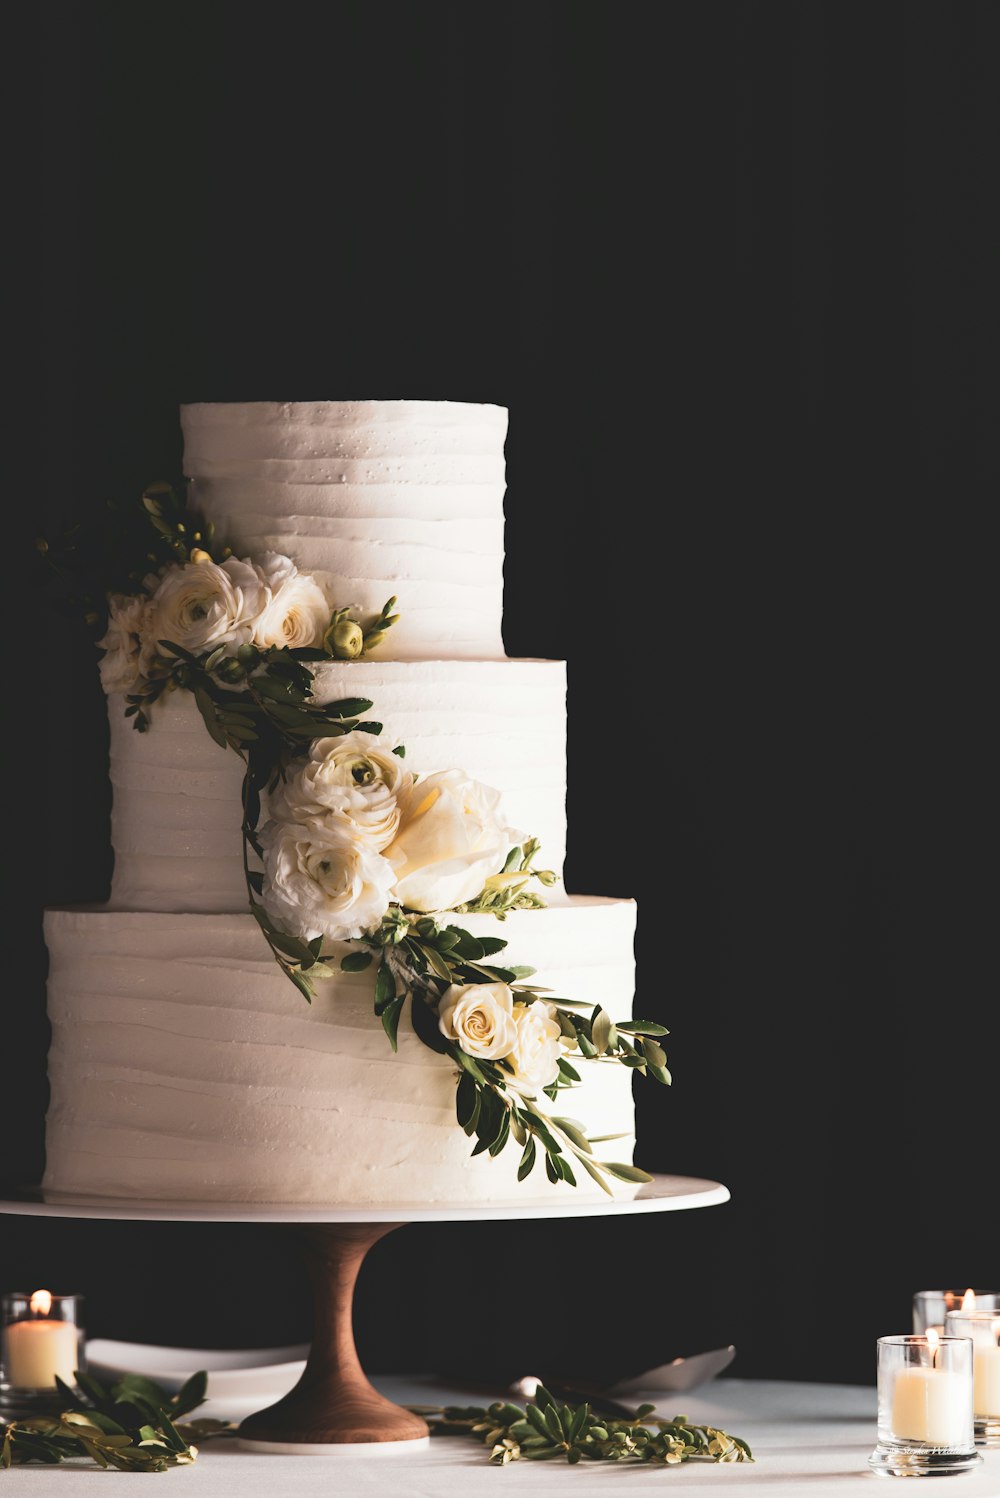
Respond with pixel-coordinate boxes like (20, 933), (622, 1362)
(475, 936), (509, 957)
(544, 1150), (560, 1184)
(340, 950), (374, 973)
(193, 687), (227, 749)
(517, 1137), (537, 1181)
(456, 1072), (479, 1130)
(647, 1062), (672, 1085)
(288, 968), (315, 1004)
(380, 994), (406, 1052)
(552, 1117), (592, 1154)
(488, 1110), (511, 1157)
(170, 1370), (208, 1418)
(574, 1152), (615, 1196)
(615, 1020), (669, 1036)
(420, 942), (454, 983)
(525, 1403), (552, 1439)
(641, 1038), (667, 1070)
(568, 1403), (589, 1443)
(324, 697), (374, 719)
(600, 1162), (654, 1184)
(373, 959), (396, 1013)
(474, 1087), (505, 1148)
(392, 744), (406, 757)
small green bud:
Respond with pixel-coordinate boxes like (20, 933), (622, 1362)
(325, 618), (365, 658)
(536, 869), (558, 886)
(215, 657), (246, 683)
(361, 628), (387, 653)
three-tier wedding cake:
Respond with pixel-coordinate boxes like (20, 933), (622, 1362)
(41, 402), (647, 1205)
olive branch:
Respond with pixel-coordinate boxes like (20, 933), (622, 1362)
(0, 1369), (232, 1473)
(414, 1383), (752, 1466)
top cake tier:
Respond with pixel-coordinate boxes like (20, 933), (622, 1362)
(181, 401), (508, 661)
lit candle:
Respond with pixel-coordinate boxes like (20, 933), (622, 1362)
(3, 1290), (78, 1390)
(973, 1331), (1000, 1419)
(891, 1330), (969, 1446)
(947, 1310), (1000, 1419)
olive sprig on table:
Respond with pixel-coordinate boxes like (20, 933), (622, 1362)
(0, 1369), (232, 1473)
(413, 1382), (753, 1466)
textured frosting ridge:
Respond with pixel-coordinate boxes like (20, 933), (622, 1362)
(43, 899), (637, 1205)
(181, 401), (508, 661)
(108, 660), (567, 914)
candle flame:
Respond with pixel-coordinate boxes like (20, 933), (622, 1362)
(927, 1327), (940, 1365)
(29, 1289), (52, 1316)
(962, 1288), (976, 1309)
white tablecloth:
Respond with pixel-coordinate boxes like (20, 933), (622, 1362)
(3, 1376), (998, 1494)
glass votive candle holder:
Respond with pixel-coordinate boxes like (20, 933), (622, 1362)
(913, 1288), (999, 1336)
(0, 1291), (85, 1414)
(945, 1309), (1000, 1446)
(868, 1334), (981, 1477)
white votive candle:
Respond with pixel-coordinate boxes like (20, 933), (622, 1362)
(891, 1365), (969, 1446)
(4, 1317), (78, 1389)
(973, 1346), (1000, 1418)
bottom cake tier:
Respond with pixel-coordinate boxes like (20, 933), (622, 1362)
(42, 896), (639, 1205)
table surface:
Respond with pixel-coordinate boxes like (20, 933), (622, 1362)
(2, 1375), (997, 1494)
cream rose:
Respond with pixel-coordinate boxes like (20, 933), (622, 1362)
(506, 1001), (562, 1093)
(386, 770), (523, 913)
(147, 556), (268, 656)
(269, 731), (411, 849)
(438, 981), (517, 1060)
(96, 593), (149, 693)
(251, 552), (331, 650)
(259, 817), (395, 942)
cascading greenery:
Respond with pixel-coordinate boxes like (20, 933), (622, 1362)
(39, 480), (672, 1190)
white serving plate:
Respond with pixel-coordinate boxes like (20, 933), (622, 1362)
(84, 1339), (308, 1417)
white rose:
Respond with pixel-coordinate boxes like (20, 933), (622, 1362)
(438, 981), (517, 1060)
(259, 817), (395, 942)
(269, 731), (412, 850)
(251, 552), (331, 650)
(506, 1001), (562, 1093)
(96, 593), (149, 693)
(386, 770), (524, 913)
(146, 556), (268, 657)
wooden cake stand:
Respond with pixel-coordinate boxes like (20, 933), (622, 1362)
(0, 1175), (730, 1454)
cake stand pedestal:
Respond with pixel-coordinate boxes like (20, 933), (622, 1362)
(0, 1174), (729, 1453)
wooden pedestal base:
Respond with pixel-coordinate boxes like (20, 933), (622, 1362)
(237, 1223), (429, 1449)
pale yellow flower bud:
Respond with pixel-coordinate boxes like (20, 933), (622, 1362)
(325, 618), (365, 658)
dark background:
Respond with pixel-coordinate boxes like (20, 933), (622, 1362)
(6, 0), (998, 1389)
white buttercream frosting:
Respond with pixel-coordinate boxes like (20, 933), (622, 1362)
(42, 898), (637, 1205)
(181, 401), (507, 661)
(108, 660), (567, 914)
(43, 399), (647, 1211)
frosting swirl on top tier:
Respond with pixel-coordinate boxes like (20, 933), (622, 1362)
(181, 401), (508, 661)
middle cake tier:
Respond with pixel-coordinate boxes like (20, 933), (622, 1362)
(109, 659), (567, 914)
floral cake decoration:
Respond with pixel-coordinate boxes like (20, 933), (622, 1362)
(40, 482), (671, 1192)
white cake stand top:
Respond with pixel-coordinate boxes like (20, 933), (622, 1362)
(0, 1174), (729, 1224)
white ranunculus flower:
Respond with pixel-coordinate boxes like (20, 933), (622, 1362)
(270, 731), (412, 850)
(251, 552), (331, 650)
(385, 770), (524, 913)
(438, 981), (517, 1060)
(146, 556), (268, 657)
(506, 1001), (563, 1093)
(259, 817), (395, 942)
(96, 593), (149, 693)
